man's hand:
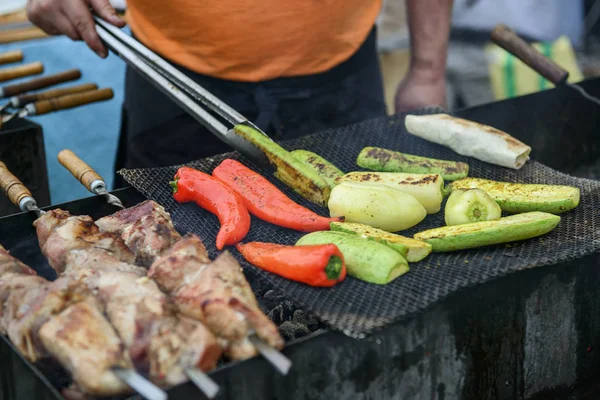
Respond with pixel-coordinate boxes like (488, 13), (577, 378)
(394, 68), (447, 113)
(26, 0), (126, 58)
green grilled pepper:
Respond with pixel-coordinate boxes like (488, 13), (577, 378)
(357, 146), (469, 181)
(414, 211), (561, 252)
(449, 177), (580, 214)
(296, 230), (409, 284)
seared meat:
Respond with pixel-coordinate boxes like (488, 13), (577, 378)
(64, 248), (147, 277)
(38, 300), (133, 397)
(97, 200), (182, 267)
(150, 234), (283, 359)
(0, 245), (36, 276)
(5, 276), (91, 362)
(64, 264), (222, 385)
(148, 233), (210, 293)
(0, 273), (47, 334)
(34, 210), (135, 273)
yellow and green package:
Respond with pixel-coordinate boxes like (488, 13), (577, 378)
(485, 36), (583, 100)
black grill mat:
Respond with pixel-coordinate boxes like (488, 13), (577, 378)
(120, 107), (600, 338)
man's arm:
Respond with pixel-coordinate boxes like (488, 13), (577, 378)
(395, 0), (454, 113)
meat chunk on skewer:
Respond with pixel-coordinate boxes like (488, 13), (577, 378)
(148, 233), (210, 293)
(38, 300), (134, 397)
(150, 234), (284, 359)
(64, 248), (147, 278)
(33, 210), (135, 273)
(0, 273), (47, 334)
(5, 276), (93, 362)
(63, 262), (223, 385)
(0, 245), (37, 276)
(97, 200), (182, 267)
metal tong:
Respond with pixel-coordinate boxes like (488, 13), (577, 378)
(58, 149), (125, 209)
(93, 17), (272, 168)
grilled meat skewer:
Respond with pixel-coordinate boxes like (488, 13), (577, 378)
(44, 202), (285, 361)
(0, 247), (137, 397)
(149, 234), (284, 359)
(32, 210), (224, 381)
(0, 244), (214, 398)
(98, 201), (288, 369)
(31, 211), (223, 394)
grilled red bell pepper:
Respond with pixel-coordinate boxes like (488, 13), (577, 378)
(212, 159), (342, 232)
(236, 242), (346, 287)
(170, 166), (250, 250)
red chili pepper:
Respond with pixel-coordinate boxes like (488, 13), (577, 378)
(236, 242), (346, 287)
(170, 167), (250, 250)
(212, 159), (342, 232)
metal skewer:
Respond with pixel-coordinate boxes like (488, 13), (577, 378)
(112, 368), (168, 400)
(0, 88), (114, 128)
(58, 149), (124, 209)
(0, 61), (43, 83)
(0, 161), (45, 217)
(0, 69), (83, 113)
(0, 162), (169, 400)
(1, 82), (97, 114)
(185, 369), (220, 399)
(249, 334), (292, 375)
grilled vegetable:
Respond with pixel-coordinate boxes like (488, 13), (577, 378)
(236, 242), (346, 287)
(290, 150), (344, 189)
(449, 177), (580, 214)
(414, 211), (560, 252)
(336, 171), (444, 214)
(330, 221), (431, 262)
(212, 159), (341, 232)
(328, 181), (427, 232)
(170, 167), (250, 250)
(444, 188), (502, 226)
(296, 231), (409, 284)
(357, 146), (469, 181)
(233, 124), (330, 206)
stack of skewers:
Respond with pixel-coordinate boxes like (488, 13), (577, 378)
(0, 153), (290, 400)
(0, 49), (114, 129)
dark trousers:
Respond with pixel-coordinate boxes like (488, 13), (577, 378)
(113, 27), (387, 189)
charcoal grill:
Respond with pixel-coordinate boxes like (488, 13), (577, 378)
(2, 76), (600, 400)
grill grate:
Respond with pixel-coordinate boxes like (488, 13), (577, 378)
(120, 107), (600, 338)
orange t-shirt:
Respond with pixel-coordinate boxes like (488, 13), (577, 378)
(125, 1), (382, 82)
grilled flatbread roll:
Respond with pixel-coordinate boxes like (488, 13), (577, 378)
(404, 114), (531, 169)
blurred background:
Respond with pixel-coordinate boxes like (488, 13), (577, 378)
(0, 0), (599, 205)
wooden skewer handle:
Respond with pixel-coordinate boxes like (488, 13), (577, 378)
(58, 149), (103, 191)
(2, 69), (82, 98)
(16, 83), (98, 107)
(0, 62), (44, 83)
(33, 88), (114, 115)
(0, 161), (32, 207)
(491, 24), (569, 85)
(0, 50), (24, 66)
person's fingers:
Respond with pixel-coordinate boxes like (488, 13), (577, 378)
(26, 0), (63, 36)
(63, 0), (108, 57)
(90, 0), (126, 27)
(52, 13), (81, 41)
